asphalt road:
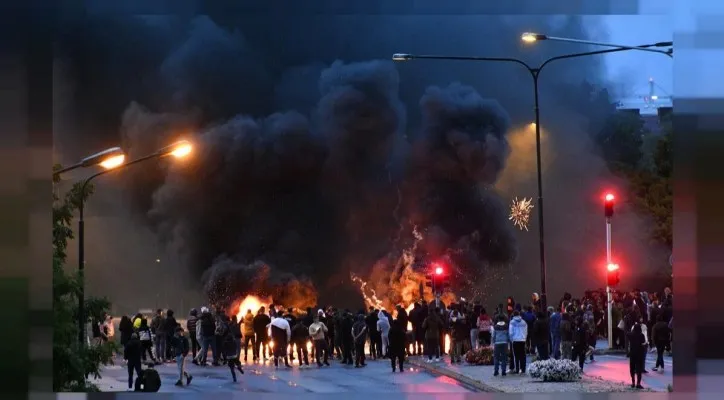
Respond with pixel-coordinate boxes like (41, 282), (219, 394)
(95, 355), (475, 394)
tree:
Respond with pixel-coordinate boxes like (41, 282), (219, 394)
(595, 112), (672, 286)
(53, 165), (118, 392)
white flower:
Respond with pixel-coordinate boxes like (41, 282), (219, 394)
(528, 359), (582, 382)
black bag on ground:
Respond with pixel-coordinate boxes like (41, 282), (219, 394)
(135, 366), (161, 392)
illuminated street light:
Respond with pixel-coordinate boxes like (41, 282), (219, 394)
(76, 139), (193, 347)
(521, 32), (547, 42)
(392, 53), (413, 61)
(54, 146), (126, 177)
(523, 32), (673, 57)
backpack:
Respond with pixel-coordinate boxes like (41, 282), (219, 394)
(138, 367), (161, 392)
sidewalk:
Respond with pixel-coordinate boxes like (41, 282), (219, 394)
(408, 350), (673, 393)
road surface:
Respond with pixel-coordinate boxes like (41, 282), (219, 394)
(94, 356), (475, 394)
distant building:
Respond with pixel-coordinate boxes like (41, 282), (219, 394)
(616, 78), (672, 135)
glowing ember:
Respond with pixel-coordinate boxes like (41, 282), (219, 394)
(509, 196), (534, 231)
(234, 294), (272, 322)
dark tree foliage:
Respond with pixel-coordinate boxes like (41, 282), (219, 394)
(53, 165), (118, 392)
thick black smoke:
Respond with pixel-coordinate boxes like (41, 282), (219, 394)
(55, 7), (639, 308)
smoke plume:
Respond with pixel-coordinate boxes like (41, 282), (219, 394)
(54, 6), (659, 309)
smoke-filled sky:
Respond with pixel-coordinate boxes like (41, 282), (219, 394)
(54, 5), (671, 313)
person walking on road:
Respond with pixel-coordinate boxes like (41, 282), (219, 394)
(170, 327), (193, 387)
(491, 315), (510, 376)
(199, 307), (217, 366)
(137, 318), (156, 363)
(651, 315), (671, 371)
(572, 317), (589, 371)
(508, 311), (528, 374)
(123, 333), (143, 392)
(221, 322), (244, 382)
(340, 311), (355, 365)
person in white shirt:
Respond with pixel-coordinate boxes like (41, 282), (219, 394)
(377, 310), (391, 358)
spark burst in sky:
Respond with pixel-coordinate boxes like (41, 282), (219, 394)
(509, 197), (534, 231)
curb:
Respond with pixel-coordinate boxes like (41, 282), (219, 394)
(593, 349), (627, 355)
(407, 359), (503, 393)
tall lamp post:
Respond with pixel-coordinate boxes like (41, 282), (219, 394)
(392, 40), (672, 310)
(74, 140), (192, 346)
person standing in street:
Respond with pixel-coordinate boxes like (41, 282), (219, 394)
(352, 314), (368, 368)
(559, 312), (574, 360)
(291, 319), (310, 367)
(150, 310), (164, 362)
(270, 313), (292, 368)
(388, 318), (406, 373)
(309, 314), (330, 367)
(377, 310), (391, 358)
(491, 315), (509, 376)
(548, 306), (562, 359)
(186, 309), (200, 364)
(253, 307), (271, 362)
(138, 318), (156, 363)
(532, 311), (550, 361)
(422, 306), (442, 363)
(628, 323), (647, 389)
(508, 311), (528, 374)
(241, 309), (256, 362)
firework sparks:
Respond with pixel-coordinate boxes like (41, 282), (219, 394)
(509, 197), (534, 231)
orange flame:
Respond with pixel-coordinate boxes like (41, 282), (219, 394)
(234, 294), (273, 322)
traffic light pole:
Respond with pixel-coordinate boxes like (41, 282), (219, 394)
(606, 216), (613, 350)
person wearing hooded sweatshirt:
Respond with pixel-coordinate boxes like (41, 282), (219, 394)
(186, 309), (200, 362)
(388, 318), (406, 372)
(548, 306), (562, 359)
(449, 306), (467, 364)
(270, 313), (292, 368)
(651, 314), (671, 371)
(309, 314), (330, 367)
(422, 306), (443, 363)
(376, 310), (391, 358)
(352, 314), (368, 367)
(241, 309), (256, 362)
(119, 315), (134, 348)
(477, 309), (493, 347)
(162, 310), (178, 363)
(491, 315), (510, 376)
(253, 307), (271, 361)
(531, 311), (550, 360)
(508, 310), (528, 374)
(572, 317), (589, 370)
(123, 333), (143, 391)
(221, 321), (245, 382)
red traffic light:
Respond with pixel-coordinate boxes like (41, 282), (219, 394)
(606, 263), (619, 271)
(434, 266), (444, 275)
(605, 193), (614, 202)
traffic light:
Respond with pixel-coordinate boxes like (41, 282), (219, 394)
(606, 263), (620, 286)
(604, 193), (615, 217)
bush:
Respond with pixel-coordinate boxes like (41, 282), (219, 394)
(528, 359), (582, 382)
(464, 346), (494, 365)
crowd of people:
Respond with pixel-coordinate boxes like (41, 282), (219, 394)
(95, 286), (672, 391)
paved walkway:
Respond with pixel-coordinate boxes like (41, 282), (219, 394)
(408, 349), (672, 393)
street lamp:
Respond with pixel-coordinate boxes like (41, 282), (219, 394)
(392, 44), (671, 310)
(53, 147), (126, 177)
(521, 32), (673, 57)
(76, 140), (192, 345)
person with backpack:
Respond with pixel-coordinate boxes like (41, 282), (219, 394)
(124, 333), (143, 391)
(170, 327), (193, 387)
